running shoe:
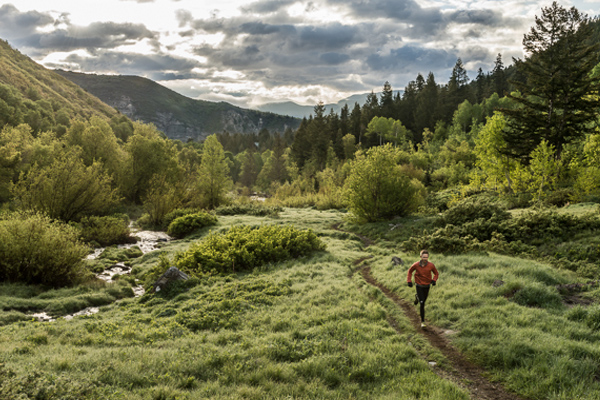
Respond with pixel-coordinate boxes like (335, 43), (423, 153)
(414, 294), (419, 305)
(421, 322), (426, 328)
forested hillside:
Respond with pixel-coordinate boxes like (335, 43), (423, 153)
(0, 40), (119, 133)
(56, 70), (301, 142)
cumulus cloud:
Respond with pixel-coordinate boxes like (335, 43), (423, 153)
(0, 4), (156, 56)
(0, 4), (54, 39)
(55, 51), (200, 80)
(0, 0), (536, 107)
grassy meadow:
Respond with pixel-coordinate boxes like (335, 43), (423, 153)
(1, 206), (600, 399)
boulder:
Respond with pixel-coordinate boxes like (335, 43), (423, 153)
(391, 256), (404, 266)
(153, 266), (189, 292)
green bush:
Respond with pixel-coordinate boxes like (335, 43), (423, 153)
(438, 197), (510, 226)
(163, 208), (201, 227)
(512, 283), (563, 309)
(543, 188), (574, 207)
(77, 214), (133, 246)
(0, 212), (89, 286)
(98, 246), (143, 263)
(175, 225), (326, 274)
(215, 203), (282, 217)
(343, 144), (425, 222)
(166, 212), (218, 238)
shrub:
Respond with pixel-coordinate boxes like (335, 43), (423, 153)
(543, 188), (574, 207)
(343, 144), (425, 222)
(163, 208), (201, 227)
(512, 283), (563, 309)
(77, 214), (133, 246)
(438, 197), (510, 226)
(175, 225), (326, 274)
(167, 212), (218, 238)
(13, 149), (120, 222)
(0, 212), (89, 286)
(215, 203), (282, 217)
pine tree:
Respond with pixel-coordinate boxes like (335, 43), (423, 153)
(492, 53), (506, 96)
(414, 72), (439, 139)
(380, 81), (395, 118)
(502, 2), (600, 162)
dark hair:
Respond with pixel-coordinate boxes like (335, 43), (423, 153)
(420, 249), (429, 257)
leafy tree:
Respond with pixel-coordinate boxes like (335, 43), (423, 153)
(343, 143), (425, 222)
(502, 2), (600, 161)
(365, 116), (408, 147)
(473, 112), (519, 192)
(571, 131), (600, 199)
(198, 134), (231, 209)
(342, 133), (357, 160)
(239, 148), (260, 188)
(13, 148), (120, 221)
(142, 174), (184, 227)
(121, 122), (182, 203)
(528, 140), (562, 201)
(64, 117), (126, 179)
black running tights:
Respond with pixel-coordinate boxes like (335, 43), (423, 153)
(416, 285), (430, 322)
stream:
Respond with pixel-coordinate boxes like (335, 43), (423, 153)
(31, 227), (171, 322)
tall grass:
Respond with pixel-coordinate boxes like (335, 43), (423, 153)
(0, 209), (469, 399)
(3, 206), (600, 399)
(367, 250), (600, 400)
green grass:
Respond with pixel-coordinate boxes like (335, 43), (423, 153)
(2, 207), (600, 399)
(0, 209), (469, 399)
(367, 250), (600, 400)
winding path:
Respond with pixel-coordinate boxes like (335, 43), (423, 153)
(335, 223), (526, 400)
(359, 265), (525, 400)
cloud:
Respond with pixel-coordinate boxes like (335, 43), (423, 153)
(0, 4), (54, 39)
(367, 45), (457, 71)
(1, 0), (535, 107)
(0, 4), (156, 55)
(242, 0), (297, 14)
(52, 51), (200, 80)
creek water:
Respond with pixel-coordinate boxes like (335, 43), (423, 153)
(31, 227), (171, 322)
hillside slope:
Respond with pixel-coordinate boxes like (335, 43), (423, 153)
(56, 70), (301, 141)
(0, 40), (118, 123)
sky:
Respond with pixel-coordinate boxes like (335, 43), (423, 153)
(0, 0), (598, 109)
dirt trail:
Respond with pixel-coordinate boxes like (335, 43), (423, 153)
(360, 266), (525, 400)
(333, 223), (526, 400)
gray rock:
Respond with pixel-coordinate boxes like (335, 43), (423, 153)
(153, 267), (189, 292)
(391, 256), (404, 266)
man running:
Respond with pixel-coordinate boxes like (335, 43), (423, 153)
(407, 250), (439, 328)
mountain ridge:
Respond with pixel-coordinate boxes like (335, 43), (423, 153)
(55, 70), (300, 141)
(256, 91), (404, 118)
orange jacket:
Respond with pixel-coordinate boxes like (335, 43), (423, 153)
(407, 261), (439, 286)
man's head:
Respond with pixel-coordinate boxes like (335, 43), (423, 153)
(419, 250), (429, 263)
